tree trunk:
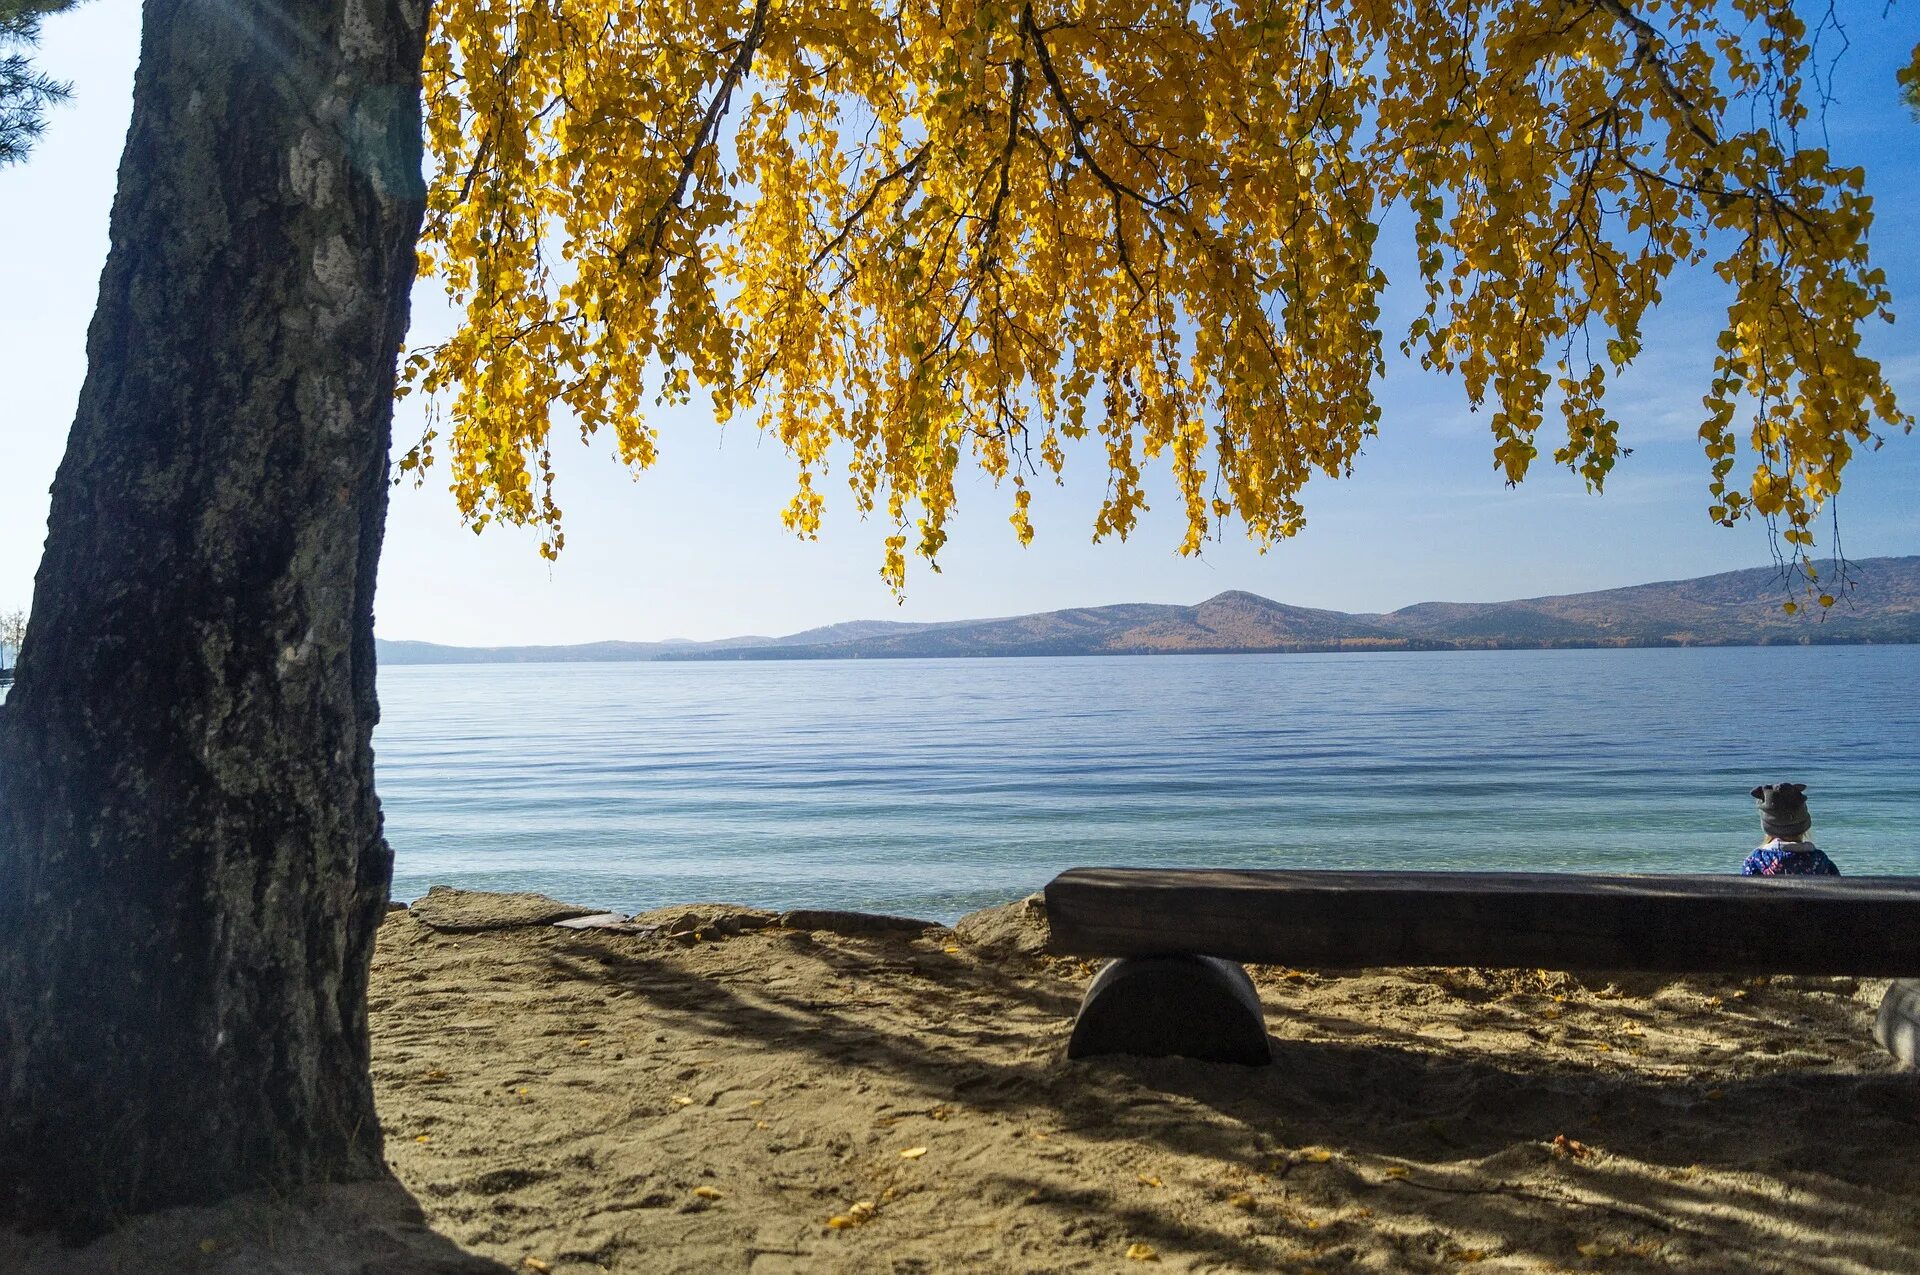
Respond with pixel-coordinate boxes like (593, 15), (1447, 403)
(0, 0), (428, 1237)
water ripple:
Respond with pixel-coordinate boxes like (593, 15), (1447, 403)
(378, 647), (1920, 921)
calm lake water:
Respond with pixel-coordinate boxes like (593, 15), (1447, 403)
(376, 646), (1920, 922)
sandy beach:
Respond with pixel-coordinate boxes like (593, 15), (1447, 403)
(19, 892), (1920, 1274)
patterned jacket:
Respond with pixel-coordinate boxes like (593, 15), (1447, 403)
(1740, 840), (1840, 877)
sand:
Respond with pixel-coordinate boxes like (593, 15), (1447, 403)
(17, 895), (1920, 1274)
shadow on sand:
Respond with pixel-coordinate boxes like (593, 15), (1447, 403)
(13, 1173), (513, 1275)
(537, 929), (1920, 1272)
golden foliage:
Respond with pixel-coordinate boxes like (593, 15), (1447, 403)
(408, 0), (1908, 589)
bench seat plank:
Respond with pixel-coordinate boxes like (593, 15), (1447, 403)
(1044, 868), (1920, 975)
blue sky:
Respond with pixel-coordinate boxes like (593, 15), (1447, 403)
(2, 1), (1916, 644)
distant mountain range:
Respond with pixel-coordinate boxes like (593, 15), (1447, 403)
(377, 556), (1920, 665)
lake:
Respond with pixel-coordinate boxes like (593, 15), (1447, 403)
(376, 645), (1920, 922)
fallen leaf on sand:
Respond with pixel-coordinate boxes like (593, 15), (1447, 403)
(693, 1186), (722, 1200)
(1705, 1089), (1726, 1102)
(1126, 1242), (1160, 1261)
(1227, 1192), (1256, 1210)
(1305, 1149), (1333, 1163)
(1552, 1134), (1593, 1160)
(522, 1259), (551, 1273)
(1448, 1249), (1487, 1262)
(829, 1200), (879, 1228)
(421, 1068), (450, 1082)
(1137, 1175), (1163, 1188)
(1383, 1166), (1410, 1179)
(900, 1146), (928, 1159)
(944, 945), (961, 953)
(673, 1095), (695, 1106)
(414, 1135), (430, 1144)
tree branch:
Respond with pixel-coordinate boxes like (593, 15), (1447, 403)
(629, 0), (772, 274)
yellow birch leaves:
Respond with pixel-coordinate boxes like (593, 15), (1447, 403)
(408, 0), (1907, 588)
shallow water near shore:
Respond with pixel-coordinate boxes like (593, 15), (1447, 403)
(374, 645), (1920, 921)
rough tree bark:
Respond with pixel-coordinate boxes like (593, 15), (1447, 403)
(0, 0), (429, 1237)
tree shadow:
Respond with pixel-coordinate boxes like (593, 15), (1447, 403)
(543, 933), (1075, 1089)
(1078, 1036), (1920, 1272)
(535, 929), (1920, 1271)
(13, 1174), (510, 1275)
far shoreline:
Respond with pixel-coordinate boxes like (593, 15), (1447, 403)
(380, 635), (1920, 668)
(376, 555), (1920, 663)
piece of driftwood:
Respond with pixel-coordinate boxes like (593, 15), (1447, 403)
(1045, 868), (1920, 975)
(1067, 956), (1272, 1066)
(631, 904), (780, 937)
(1875, 979), (1920, 1069)
(776, 909), (940, 936)
(551, 913), (635, 930)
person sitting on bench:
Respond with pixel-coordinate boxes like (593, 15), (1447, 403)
(1742, 782), (1840, 877)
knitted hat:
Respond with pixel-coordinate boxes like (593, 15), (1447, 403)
(1751, 783), (1811, 840)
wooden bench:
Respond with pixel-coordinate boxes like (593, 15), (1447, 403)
(1042, 868), (1920, 1066)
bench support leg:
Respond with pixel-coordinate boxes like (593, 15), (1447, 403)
(1066, 955), (1272, 1066)
(1874, 979), (1920, 1070)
